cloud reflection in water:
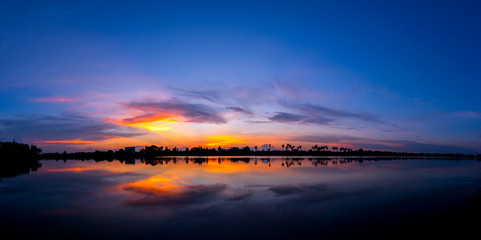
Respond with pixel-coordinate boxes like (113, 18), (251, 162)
(118, 175), (227, 208)
(1, 158), (481, 239)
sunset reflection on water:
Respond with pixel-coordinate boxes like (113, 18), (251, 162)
(1, 157), (481, 239)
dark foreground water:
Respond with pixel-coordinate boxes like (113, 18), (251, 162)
(1, 157), (480, 239)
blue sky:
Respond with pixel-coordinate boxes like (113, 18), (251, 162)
(1, 0), (480, 153)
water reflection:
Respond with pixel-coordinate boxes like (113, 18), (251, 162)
(0, 157), (480, 239)
(120, 175), (226, 208)
(136, 156), (477, 168)
(0, 158), (41, 179)
(45, 167), (99, 172)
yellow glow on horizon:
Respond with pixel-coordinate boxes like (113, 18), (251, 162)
(127, 120), (176, 132)
(205, 136), (247, 147)
(107, 113), (182, 132)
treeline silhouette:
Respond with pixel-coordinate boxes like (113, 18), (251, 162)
(0, 141), (42, 178)
(42, 149), (137, 161)
(40, 144), (480, 160)
(1, 141), (479, 172)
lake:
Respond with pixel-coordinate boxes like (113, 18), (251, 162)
(1, 157), (480, 239)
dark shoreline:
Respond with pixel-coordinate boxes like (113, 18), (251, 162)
(41, 151), (480, 161)
(1, 141), (479, 161)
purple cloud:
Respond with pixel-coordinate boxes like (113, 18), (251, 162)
(290, 135), (361, 143)
(126, 100), (226, 124)
(268, 112), (331, 125)
(280, 101), (382, 123)
(175, 89), (227, 105)
(226, 106), (253, 115)
(0, 114), (142, 142)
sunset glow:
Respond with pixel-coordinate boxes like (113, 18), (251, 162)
(2, 2), (480, 239)
(119, 118), (178, 132)
(0, 1), (479, 154)
(204, 136), (247, 147)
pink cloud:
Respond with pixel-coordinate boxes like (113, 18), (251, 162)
(34, 140), (98, 144)
(453, 111), (481, 118)
(31, 97), (75, 102)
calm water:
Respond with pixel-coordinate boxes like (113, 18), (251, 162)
(1, 157), (480, 239)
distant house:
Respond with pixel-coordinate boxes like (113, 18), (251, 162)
(124, 147), (135, 154)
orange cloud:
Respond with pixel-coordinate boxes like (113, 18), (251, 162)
(109, 114), (179, 132)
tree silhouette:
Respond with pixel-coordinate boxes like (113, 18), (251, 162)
(0, 141), (42, 178)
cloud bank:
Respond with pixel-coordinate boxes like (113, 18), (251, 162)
(0, 114), (141, 143)
(124, 100), (226, 124)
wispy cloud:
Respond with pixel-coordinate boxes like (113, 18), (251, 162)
(273, 78), (320, 101)
(30, 97), (75, 102)
(264, 101), (382, 126)
(280, 101), (382, 123)
(174, 85), (275, 108)
(289, 135), (361, 143)
(268, 112), (331, 125)
(35, 140), (97, 144)
(175, 89), (227, 105)
(226, 106), (253, 115)
(452, 111), (481, 118)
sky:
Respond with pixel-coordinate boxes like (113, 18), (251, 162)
(1, 0), (480, 153)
